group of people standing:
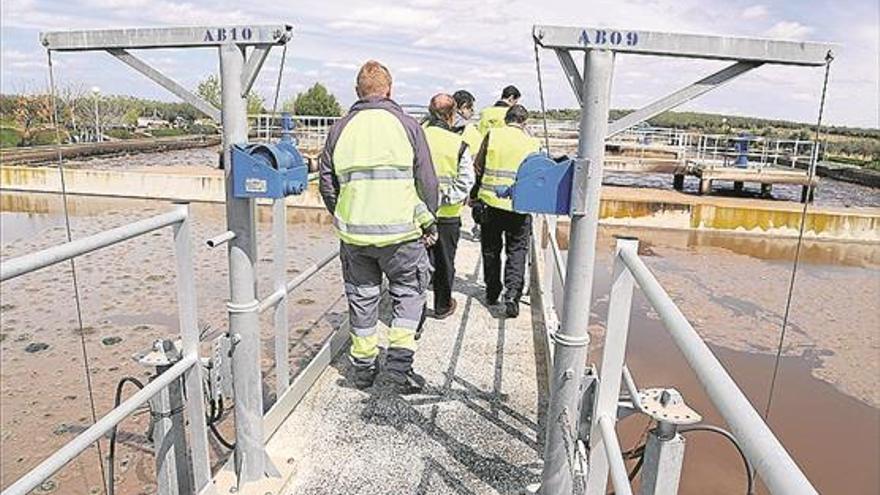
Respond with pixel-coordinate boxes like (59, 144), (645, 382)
(318, 60), (539, 393)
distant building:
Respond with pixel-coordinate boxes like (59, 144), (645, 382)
(136, 116), (170, 129)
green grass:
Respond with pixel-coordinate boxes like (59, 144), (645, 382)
(0, 127), (22, 148)
(149, 128), (186, 137)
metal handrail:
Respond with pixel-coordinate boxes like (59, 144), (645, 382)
(0, 204), (212, 495)
(617, 246), (817, 494)
(547, 224), (567, 285)
(3, 354), (197, 495)
(598, 415), (634, 495)
(0, 207), (187, 282)
(257, 249), (340, 313)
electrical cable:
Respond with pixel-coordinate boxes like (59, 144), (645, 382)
(46, 48), (109, 495)
(206, 396), (235, 450)
(679, 425), (755, 495)
(106, 377), (146, 495)
(763, 52), (834, 420)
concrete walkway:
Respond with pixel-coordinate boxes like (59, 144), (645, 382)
(269, 234), (545, 495)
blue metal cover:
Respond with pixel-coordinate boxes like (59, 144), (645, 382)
(511, 154), (573, 215)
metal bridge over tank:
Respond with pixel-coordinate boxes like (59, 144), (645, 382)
(0, 22), (833, 495)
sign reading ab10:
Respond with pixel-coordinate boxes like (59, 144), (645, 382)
(579, 29), (639, 47)
(203, 27), (253, 42)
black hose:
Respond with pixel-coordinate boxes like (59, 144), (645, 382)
(107, 377), (146, 495)
(679, 425), (755, 495)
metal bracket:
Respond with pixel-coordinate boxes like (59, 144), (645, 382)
(569, 158), (590, 215)
(210, 334), (234, 400)
(107, 48), (221, 121)
(577, 366), (598, 444)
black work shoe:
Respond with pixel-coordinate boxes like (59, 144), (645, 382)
(433, 298), (457, 320)
(353, 365), (379, 389)
(505, 299), (520, 318)
(380, 370), (426, 395)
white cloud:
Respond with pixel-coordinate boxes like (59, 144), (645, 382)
(764, 21), (814, 40)
(741, 5), (769, 21)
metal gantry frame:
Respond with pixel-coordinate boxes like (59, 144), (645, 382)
(37, 23), (294, 489)
(532, 24), (833, 495)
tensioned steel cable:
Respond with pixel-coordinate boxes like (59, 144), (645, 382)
(533, 38), (552, 153)
(762, 52), (834, 420)
(271, 42), (288, 116)
(46, 49), (109, 494)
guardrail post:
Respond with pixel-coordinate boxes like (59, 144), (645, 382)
(541, 48), (614, 495)
(220, 43), (278, 484)
(171, 203), (212, 492)
(143, 340), (193, 495)
(584, 237), (638, 495)
(273, 197), (290, 393)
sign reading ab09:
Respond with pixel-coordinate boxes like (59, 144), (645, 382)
(578, 29), (639, 47)
(203, 27), (254, 42)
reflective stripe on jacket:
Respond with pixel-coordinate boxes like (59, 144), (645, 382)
(477, 125), (540, 211)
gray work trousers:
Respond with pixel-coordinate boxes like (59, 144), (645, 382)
(341, 239), (432, 374)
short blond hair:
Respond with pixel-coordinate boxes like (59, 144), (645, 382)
(356, 60), (392, 98)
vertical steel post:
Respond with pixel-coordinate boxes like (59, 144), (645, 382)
(273, 197), (290, 393)
(540, 48), (614, 495)
(639, 422), (686, 495)
(150, 357), (192, 495)
(219, 43), (277, 483)
(171, 204), (212, 492)
(585, 237), (638, 495)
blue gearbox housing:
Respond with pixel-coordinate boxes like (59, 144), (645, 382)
(494, 153), (574, 215)
(231, 113), (309, 199)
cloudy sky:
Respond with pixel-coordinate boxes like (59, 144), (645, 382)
(2, 0), (878, 128)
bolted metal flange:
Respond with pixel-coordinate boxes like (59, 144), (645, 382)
(638, 387), (701, 426)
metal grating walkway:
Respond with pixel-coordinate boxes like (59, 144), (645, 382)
(268, 236), (544, 494)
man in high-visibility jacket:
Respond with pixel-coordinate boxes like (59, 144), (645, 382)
(477, 85), (521, 136)
(319, 60), (438, 394)
(424, 93), (475, 319)
(452, 90), (483, 154)
(473, 104), (539, 318)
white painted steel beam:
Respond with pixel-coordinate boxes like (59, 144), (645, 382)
(242, 45), (272, 95)
(534, 25), (833, 66)
(607, 61), (761, 137)
(554, 49), (584, 105)
(41, 24), (292, 51)
(107, 49), (221, 121)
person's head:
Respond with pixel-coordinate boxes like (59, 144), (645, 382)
(501, 85), (521, 106)
(453, 89), (475, 119)
(429, 93), (456, 125)
(355, 60), (392, 99)
(505, 104), (528, 126)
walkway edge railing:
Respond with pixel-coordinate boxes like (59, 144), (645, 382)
(617, 245), (817, 494)
(531, 215), (817, 494)
(0, 204), (213, 495)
